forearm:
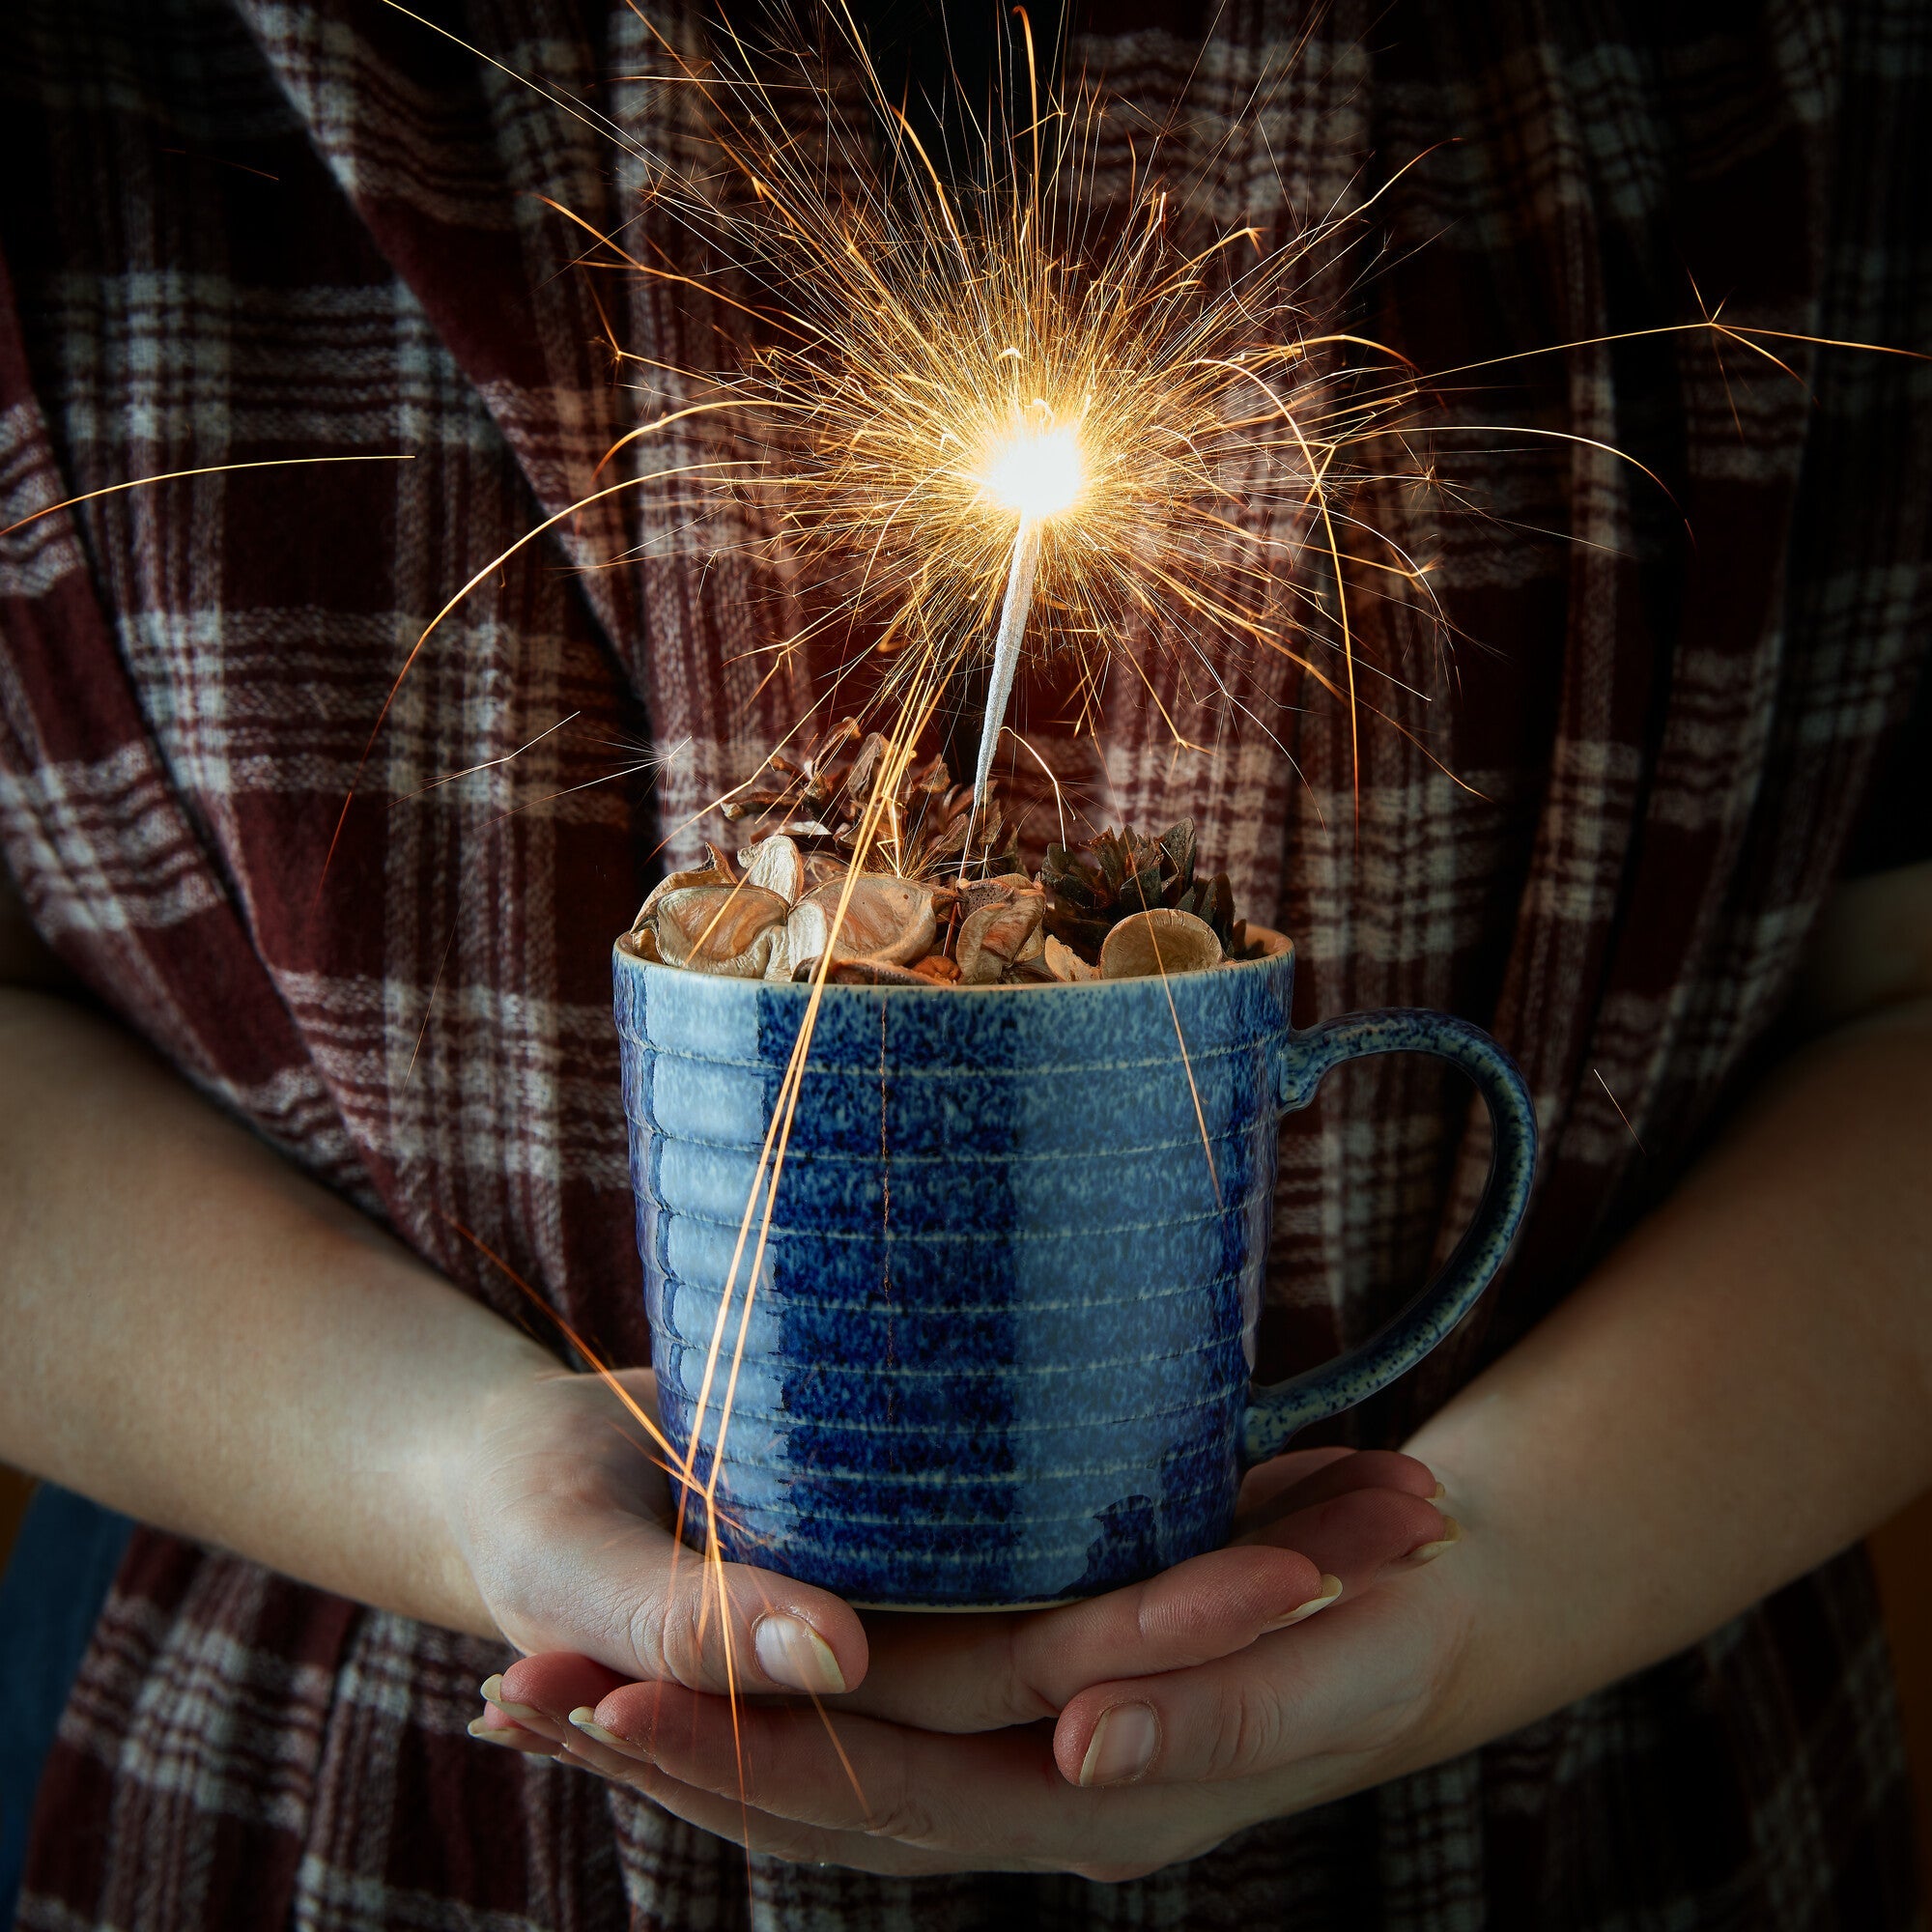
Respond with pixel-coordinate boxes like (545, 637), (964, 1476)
(0, 985), (558, 1634)
(1407, 994), (1932, 1760)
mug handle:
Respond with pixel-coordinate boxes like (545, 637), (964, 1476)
(1242, 1010), (1539, 1465)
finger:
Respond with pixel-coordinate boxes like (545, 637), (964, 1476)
(844, 1481), (1443, 1734)
(511, 1501), (869, 1699)
(499, 1652), (631, 1717)
(475, 1654), (634, 1749)
(1054, 1557), (1456, 1787)
(467, 1702), (563, 1756)
(601, 1678), (1089, 1860)
(1230, 1444), (1357, 1516)
(1001, 1488), (1445, 1721)
(1242, 1485), (1450, 1589)
(581, 1680), (1214, 1879)
(1236, 1447), (1441, 1531)
(844, 1541), (1332, 1732)
(552, 1726), (959, 1874)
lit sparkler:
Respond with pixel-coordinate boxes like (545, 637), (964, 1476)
(576, 7), (1443, 820)
(972, 417), (1086, 815)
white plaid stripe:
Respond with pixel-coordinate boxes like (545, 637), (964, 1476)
(0, 398), (89, 600)
(0, 742), (220, 932)
(38, 274), (498, 455)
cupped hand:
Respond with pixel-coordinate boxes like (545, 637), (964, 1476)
(442, 1365), (868, 1723)
(471, 1441), (1466, 1877)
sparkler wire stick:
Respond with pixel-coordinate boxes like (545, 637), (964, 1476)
(969, 510), (1042, 817)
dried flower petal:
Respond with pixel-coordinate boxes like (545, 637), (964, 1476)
(1158, 819), (1197, 892)
(654, 884), (790, 976)
(829, 958), (931, 985)
(803, 852), (854, 891)
(1099, 908), (1223, 980)
(1043, 935), (1096, 982)
(741, 834), (807, 905)
(786, 877), (936, 975)
(636, 867), (733, 927)
(956, 895), (1045, 984)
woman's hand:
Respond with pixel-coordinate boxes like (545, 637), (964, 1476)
(443, 1365), (869, 1702)
(467, 1443), (1461, 1876)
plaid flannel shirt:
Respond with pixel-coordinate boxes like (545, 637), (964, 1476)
(0, 1), (1926, 1924)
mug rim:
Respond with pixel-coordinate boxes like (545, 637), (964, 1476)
(614, 920), (1293, 993)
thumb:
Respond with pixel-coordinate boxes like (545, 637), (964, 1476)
(489, 1490), (868, 1700)
(1051, 1557), (1457, 1788)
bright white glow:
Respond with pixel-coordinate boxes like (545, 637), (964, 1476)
(980, 426), (1086, 521)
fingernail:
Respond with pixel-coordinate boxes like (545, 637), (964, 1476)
(477, 1675), (546, 1722)
(568, 1706), (635, 1752)
(468, 1717), (554, 1755)
(1430, 1481), (1447, 1501)
(753, 1614), (847, 1694)
(1405, 1516), (1462, 1565)
(1263, 1574), (1344, 1631)
(1078, 1702), (1159, 1787)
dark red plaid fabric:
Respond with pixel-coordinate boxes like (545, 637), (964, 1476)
(2, 0), (1926, 1924)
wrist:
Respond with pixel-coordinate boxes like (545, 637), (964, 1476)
(1374, 1416), (1563, 1780)
(416, 1332), (568, 1641)
(1384, 1525), (1502, 1778)
(1287, 1439), (1520, 1799)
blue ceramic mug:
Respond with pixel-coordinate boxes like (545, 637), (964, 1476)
(612, 926), (1536, 1607)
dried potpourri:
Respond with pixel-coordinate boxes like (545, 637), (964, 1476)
(627, 720), (1265, 985)
(718, 714), (1023, 883)
(1039, 819), (1241, 958)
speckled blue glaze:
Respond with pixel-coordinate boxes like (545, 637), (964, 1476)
(612, 931), (1536, 1607)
